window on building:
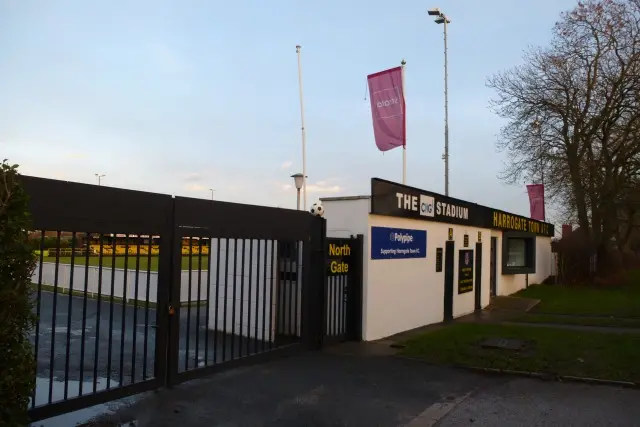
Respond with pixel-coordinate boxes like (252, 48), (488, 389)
(506, 238), (527, 267)
(501, 232), (537, 275)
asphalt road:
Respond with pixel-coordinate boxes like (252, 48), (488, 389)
(32, 291), (270, 401)
(93, 345), (640, 427)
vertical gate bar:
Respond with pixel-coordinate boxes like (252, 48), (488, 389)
(342, 274), (347, 336)
(294, 241), (301, 337)
(339, 274), (343, 336)
(195, 238), (204, 368)
(79, 233), (91, 396)
(239, 239), (246, 357)
(204, 238), (213, 366)
(351, 234), (364, 341)
(329, 276), (338, 336)
(48, 231), (61, 404)
(93, 234), (105, 393)
(222, 239), (230, 362)
(185, 237), (193, 371)
(231, 238), (238, 359)
(276, 244), (282, 341)
(213, 238), (222, 364)
(261, 240), (268, 352)
(268, 240), (276, 349)
(333, 275), (338, 336)
(63, 232), (77, 400)
(303, 217), (326, 350)
(247, 239), (254, 354)
(106, 235), (117, 390)
(287, 242), (293, 337)
(31, 232), (45, 408)
(158, 198), (180, 387)
(254, 240), (261, 354)
(335, 274), (340, 337)
(142, 238), (152, 380)
(119, 235), (130, 385)
(131, 235), (141, 383)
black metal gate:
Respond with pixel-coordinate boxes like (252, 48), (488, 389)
(166, 196), (326, 386)
(22, 176), (327, 422)
(324, 236), (363, 344)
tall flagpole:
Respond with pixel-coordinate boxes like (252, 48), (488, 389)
(296, 45), (308, 211)
(401, 59), (407, 185)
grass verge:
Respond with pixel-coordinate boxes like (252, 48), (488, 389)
(514, 282), (640, 318)
(511, 313), (640, 329)
(400, 323), (640, 383)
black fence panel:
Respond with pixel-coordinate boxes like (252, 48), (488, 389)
(21, 176), (173, 423)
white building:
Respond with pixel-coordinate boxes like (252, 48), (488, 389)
(321, 178), (554, 341)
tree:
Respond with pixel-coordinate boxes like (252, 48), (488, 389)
(0, 160), (37, 426)
(487, 0), (640, 272)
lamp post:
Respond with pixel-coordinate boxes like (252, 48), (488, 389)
(95, 173), (105, 186)
(209, 188), (215, 200)
(291, 173), (305, 210)
(428, 7), (451, 196)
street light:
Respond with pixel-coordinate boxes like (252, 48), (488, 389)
(291, 173), (306, 210)
(95, 173), (105, 186)
(428, 7), (451, 196)
(209, 188), (215, 200)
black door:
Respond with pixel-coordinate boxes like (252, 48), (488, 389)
(490, 237), (497, 296)
(444, 240), (455, 321)
(475, 242), (483, 310)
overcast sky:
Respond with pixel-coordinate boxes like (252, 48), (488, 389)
(1, 0), (576, 224)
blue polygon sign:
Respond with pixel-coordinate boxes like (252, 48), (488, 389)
(370, 226), (427, 260)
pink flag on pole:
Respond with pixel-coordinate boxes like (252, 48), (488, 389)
(527, 184), (546, 221)
(367, 66), (406, 152)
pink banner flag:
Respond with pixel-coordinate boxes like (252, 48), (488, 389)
(367, 66), (405, 152)
(527, 184), (546, 221)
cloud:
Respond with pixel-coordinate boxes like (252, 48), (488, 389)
(281, 161), (293, 169)
(184, 183), (206, 192)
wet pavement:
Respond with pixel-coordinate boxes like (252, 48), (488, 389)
(89, 343), (640, 427)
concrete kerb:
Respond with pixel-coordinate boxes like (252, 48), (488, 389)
(392, 353), (640, 390)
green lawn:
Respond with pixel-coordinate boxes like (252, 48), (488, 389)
(515, 277), (640, 319)
(511, 313), (640, 328)
(40, 255), (209, 272)
(400, 323), (640, 382)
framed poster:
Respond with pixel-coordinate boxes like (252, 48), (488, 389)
(458, 249), (474, 294)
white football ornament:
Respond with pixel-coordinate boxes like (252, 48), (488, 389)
(310, 202), (325, 217)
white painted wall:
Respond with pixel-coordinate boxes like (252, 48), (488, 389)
(207, 238), (280, 342)
(32, 263), (205, 303)
(365, 215), (493, 341)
